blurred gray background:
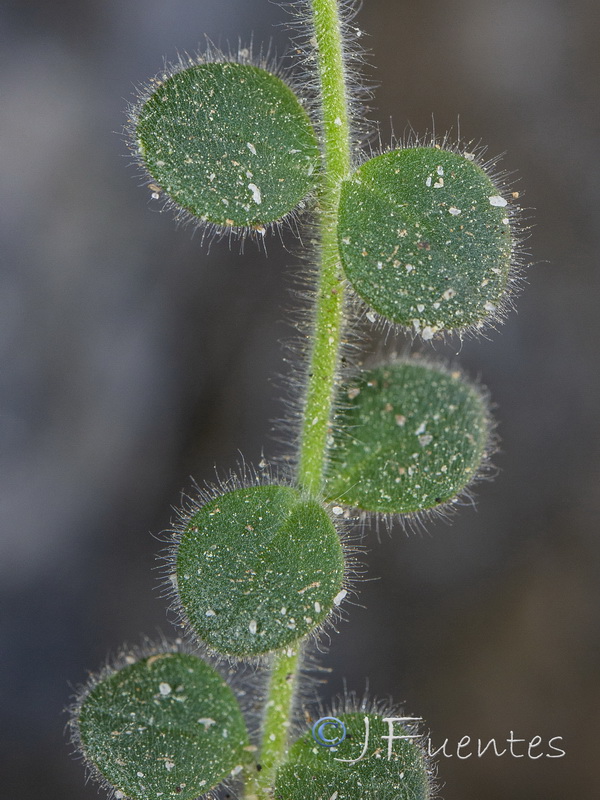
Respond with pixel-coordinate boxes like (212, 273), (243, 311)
(1, 0), (599, 798)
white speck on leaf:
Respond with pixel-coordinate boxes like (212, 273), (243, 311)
(159, 683), (172, 696)
(246, 142), (257, 155)
(249, 620), (258, 634)
(448, 206), (461, 215)
(489, 195), (507, 207)
(333, 590), (347, 606)
(248, 183), (262, 204)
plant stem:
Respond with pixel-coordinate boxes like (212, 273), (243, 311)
(250, 1), (353, 797)
(246, 647), (299, 799)
(297, 0), (352, 496)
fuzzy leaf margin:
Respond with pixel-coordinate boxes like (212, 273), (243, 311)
(135, 62), (320, 230)
(337, 147), (514, 335)
(74, 651), (249, 800)
(324, 361), (492, 515)
(174, 485), (346, 657)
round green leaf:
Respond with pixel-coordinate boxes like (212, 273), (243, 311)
(175, 485), (345, 657)
(76, 651), (248, 800)
(135, 62), (320, 228)
(275, 712), (431, 800)
(324, 362), (491, 514)
(338, 147), (513, 334)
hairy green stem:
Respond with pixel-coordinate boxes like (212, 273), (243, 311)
(251, 1), (353, 797)
(246, 648), (300, 799)
(297, 0), (352, 496)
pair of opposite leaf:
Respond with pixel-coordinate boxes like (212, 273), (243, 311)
(170, 358), (491, 660)
(75, 648), (432, 800)
(135, 60), (515, 334)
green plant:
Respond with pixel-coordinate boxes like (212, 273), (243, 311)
(69, 1), (523, 798)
